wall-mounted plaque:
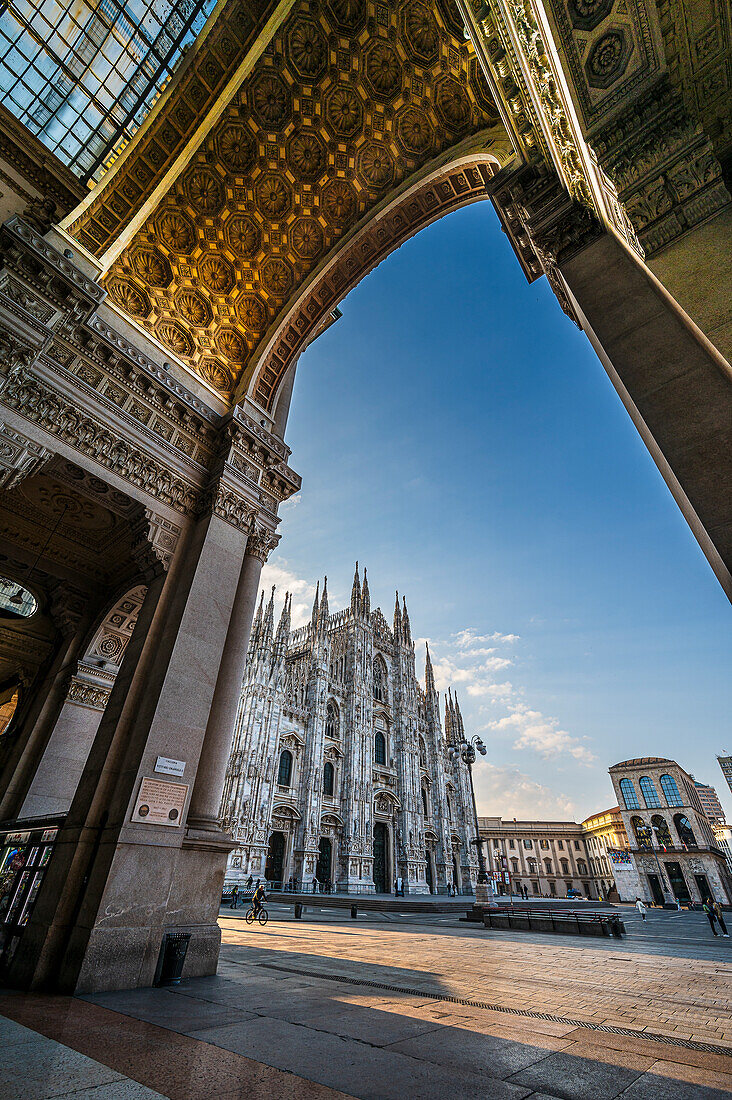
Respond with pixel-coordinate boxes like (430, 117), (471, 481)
(132, 777), (188, 827)
(155, 756), (186, 777)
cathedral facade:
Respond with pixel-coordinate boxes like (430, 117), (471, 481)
(220, 567), (477, 894)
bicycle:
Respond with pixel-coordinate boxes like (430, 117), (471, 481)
(245, 905), (268, 925)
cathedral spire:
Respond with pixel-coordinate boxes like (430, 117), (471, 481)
(274, 592), (290, 656)
(350, 562), (361, 615)
(310, 579), (320, 633)
(261, 585), (276, 652)
(393, 591), (401, 639)
(425, 641), (436, 695)
(361, 568), (370, 618)
(401, 595), (411, 645)
(319, 575), (329, 626)
(249, 590), (265, 655)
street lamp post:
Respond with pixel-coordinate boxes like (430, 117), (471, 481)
(448, 733), (488, 887)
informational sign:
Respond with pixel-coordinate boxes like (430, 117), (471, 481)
(132, 777), (188, 827)
(154, 756), (186, 777)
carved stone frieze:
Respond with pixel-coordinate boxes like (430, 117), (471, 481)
(591, 80), (730, 255)
(0, 423), (53, 491)
(66, 676), (112, 711)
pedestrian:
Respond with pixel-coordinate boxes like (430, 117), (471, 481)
(230, 884), (239, 909)
(312, 876), (318, 894)
(703, 898), (719, 935)
(635, 897), (647, 921)
(246, 874), (253, 889)
(675, 898), (682, 912)
(396, 876), (404, 897)
(712, 900), (729, 937)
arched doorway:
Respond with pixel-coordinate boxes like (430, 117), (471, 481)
(316, 837), (332, 889)
(265, 832), (286, 886)
(373, 822), (389, 894)
(425, 852), (434, 894)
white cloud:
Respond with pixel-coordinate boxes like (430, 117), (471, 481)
(472, 761), (577, 819)
(259, 559), (316, 630)
(454, 628), (520, 650)
(487, 704), (596, 765)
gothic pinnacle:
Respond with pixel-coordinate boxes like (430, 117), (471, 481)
(319, 575), (329, 626)
(350, 562), (361, 614)
(310, 579), (320, 632)
(394, 591), (402, 638)
(249, 589), (265, 654)
(262, 585), (275, 650)
(402, 595), (411, 644)
(425, 641), (435, 694)
(361, 567), (370, 617)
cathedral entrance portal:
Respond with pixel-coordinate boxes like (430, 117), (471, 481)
(265, 832), (286, 886)
(373, 823), (389, 894)
(425, 852), (434, 894)
(316, 838), (332, 888)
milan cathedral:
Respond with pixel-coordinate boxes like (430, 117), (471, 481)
(220, 566), (478, 894)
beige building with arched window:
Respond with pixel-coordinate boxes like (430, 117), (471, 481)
(610, 758), (732, 907)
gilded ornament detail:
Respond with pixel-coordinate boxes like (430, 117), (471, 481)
(365, 42), (402, 99)
(156, 209), (196, 253)
(288, 130), (326, 181)
(200, 256), (235, 295)
(322, 179), (357, 224)
(256, 174), (292, 218)
(130, 248), (172, 287)
(199, 357), (233, 394)
(225, 215), (261, 257)
(436, 78), (472, 130)
(107, 278), (150, 318)
(287, 19), (327, 80)
(157, 321), (194, 358)
(404, 2), (440, 63)
(261, 258), (293, 297)
(289, 217), (323, 259)
(397, 106), (434, 154)
(237, 295), (267, 331)
(251, 72), (291, 130)
(326, 85), (363, 136)
(176, 289), (212, 327)
(217, 123), (256, 173)
(217, 328), (248, 362)
(185, 168), (224, 214)
(359, 141), (395, 189)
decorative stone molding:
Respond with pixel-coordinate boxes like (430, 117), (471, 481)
(0, 367), (200, 515)
(0, 423), (53, 491)
(47, 584), (91, 636)
(245, 526), (280, 563)
(591, 81), (730, 256)
(66, 676), (112, 711)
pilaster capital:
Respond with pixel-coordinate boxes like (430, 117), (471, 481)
(47, 582), (91, 637)
(245, 525), (280, 564)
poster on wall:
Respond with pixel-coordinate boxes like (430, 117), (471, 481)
(131, 778), (188, 826)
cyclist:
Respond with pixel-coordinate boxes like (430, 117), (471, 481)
(252, 881), (267, 918)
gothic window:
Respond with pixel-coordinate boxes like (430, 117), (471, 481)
(619, 778), (640, 809)
(651, 815), (672, 848)
(544, 858), (552, 874)
(326, 700), (339, 739)
(373, 656), (386, 702)
(660, 774), (684, 807)
(446, 791), (455, 822)
(278, 749), (293, 787)
(374, 730), (386, 766)
(673, 814), (697, 848)
(639, 776), (662, 808)
(421, 786), (430, 818)
(631, 815), (650, 847)
(323, 761), (335, 798)
(419, 735), (427, 767)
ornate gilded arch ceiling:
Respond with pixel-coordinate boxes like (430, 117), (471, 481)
(77, 0), (507, 407)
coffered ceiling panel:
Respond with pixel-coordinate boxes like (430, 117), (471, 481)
(103, 0), (501, 403)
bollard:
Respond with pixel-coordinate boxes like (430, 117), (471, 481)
(350, 904), (357, 919)
(611, 915), (623, 938)
(295, 902), (303, 919)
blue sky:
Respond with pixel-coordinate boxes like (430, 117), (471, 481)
(260, 200), (732, 823)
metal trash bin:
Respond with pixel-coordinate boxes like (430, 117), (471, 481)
(157, 932), (191, 986)
(295, 902), (303, 919)
(350, 904), (357, 919)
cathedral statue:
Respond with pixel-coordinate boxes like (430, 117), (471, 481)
(220, 566), (478, 894)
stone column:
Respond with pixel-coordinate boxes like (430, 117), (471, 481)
(186, 526), (276, 832)
(0, 586), (99, 821)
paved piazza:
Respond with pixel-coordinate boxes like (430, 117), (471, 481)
(1, 904), (731, 1099)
